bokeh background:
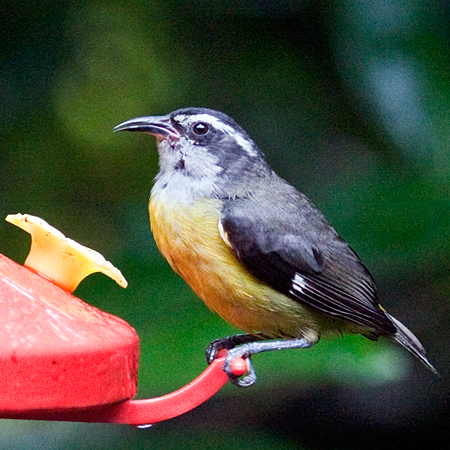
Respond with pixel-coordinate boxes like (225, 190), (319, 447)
(1, 0), (449, 448)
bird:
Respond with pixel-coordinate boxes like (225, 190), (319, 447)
(114, 107), (437, 386)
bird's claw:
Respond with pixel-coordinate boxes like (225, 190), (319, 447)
(206, 334), (261, 364)
(223, 349), (257, 387)
(206, 334), (267, 387)
(205, 336), (235, 364)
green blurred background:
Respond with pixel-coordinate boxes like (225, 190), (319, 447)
(1, 0), (449, 448)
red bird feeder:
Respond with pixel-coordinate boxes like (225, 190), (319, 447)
(0, 214), (243, 425)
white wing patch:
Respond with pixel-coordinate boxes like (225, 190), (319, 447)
(290, 273), (307, 296)
(218, 220), (232, 248)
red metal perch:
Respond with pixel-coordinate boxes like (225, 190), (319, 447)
(0, 215), (245, 425)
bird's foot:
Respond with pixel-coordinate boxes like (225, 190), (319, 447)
(205, 334), (264, 364)
(205, 334), (265, 388)
(222, 345), (259, 387)
(206, 335), (313, 388)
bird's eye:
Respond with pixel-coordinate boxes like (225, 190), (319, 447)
(193, 122), (209, 135)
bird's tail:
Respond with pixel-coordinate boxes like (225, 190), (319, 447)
(386, 313), (438, 375)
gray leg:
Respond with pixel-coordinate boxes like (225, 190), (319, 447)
(205, 333), (265, 364)
(207, 335), (314, 388)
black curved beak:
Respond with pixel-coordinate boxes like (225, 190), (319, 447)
(113, 115), (180, 139)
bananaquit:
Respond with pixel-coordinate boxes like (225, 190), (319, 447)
(114, 107), (436, 386)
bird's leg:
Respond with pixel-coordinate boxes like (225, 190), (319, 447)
(205, 333), (265, 364)
(227, 338), (313, 387)
(207, 335), (313, 388)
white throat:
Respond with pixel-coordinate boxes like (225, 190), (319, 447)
(151, 138), (224, 205)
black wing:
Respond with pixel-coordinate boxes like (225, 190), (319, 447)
(220, 195), (396, 336)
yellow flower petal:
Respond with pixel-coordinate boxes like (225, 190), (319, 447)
(6, 213), (127, 292)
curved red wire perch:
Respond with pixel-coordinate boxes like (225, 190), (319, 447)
(0, 253), (246, 426)
(0, 353), (232, 425)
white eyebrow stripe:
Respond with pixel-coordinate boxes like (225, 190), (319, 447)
(176, 113), (236, 134)
(173, 113), (258, 157)
(173, 114), (187, 122)
(234, 133), (257, 156)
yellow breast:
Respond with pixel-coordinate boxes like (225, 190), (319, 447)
(149, 195), (322, 340)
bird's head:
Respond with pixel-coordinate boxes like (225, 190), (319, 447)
(114, 108), (270, 200)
